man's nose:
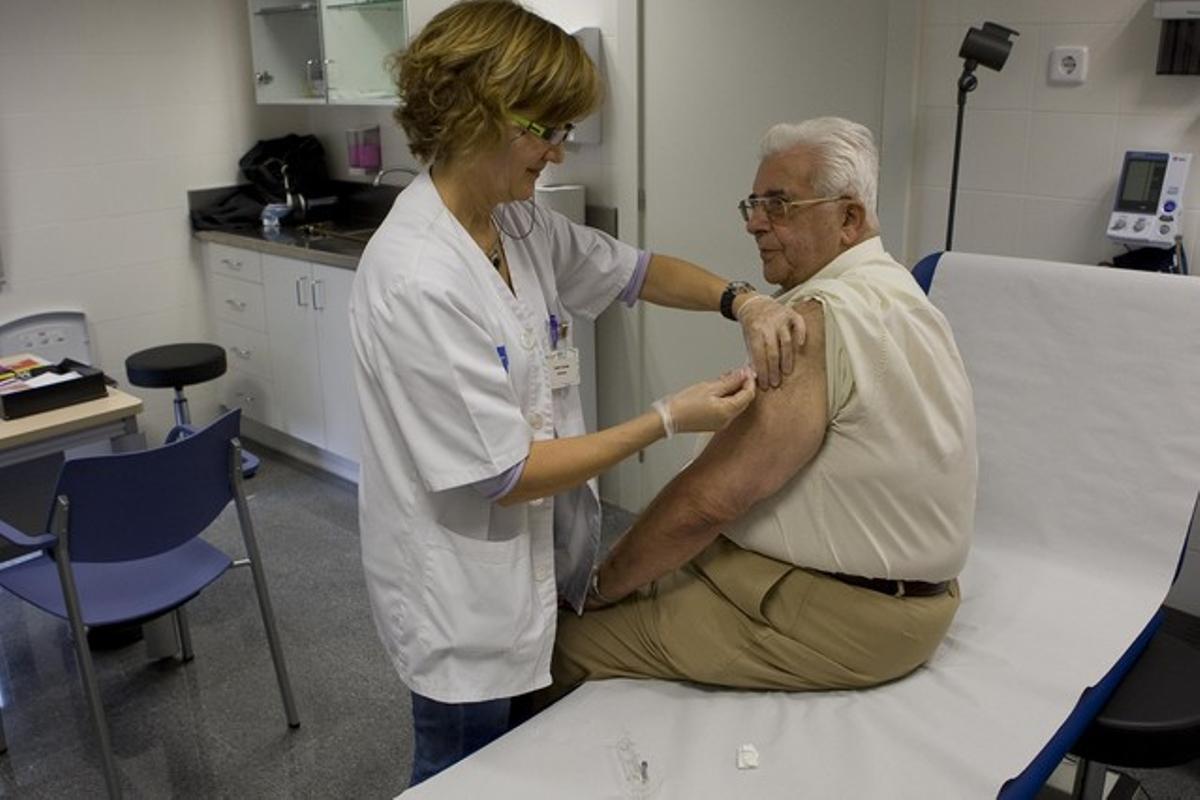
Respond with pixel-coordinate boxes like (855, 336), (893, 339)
(545, 141), (566, 164)
(745, 205), (770, 235)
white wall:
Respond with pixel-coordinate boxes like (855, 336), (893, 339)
(0, 0), (307, 442)
(908, 0), (1200, 266)
(910, 1), (1200, 613)
(636, 0), (903, 504)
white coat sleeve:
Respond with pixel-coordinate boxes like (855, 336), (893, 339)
(370, 273), (531, 493)
(539, 207), (639, 320)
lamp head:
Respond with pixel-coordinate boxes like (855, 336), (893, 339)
(959, 21), (1019, 72)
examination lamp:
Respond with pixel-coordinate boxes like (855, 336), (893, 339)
(945, 21), (1019, 251)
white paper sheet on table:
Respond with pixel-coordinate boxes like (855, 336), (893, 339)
(403, 253), (1200, 799)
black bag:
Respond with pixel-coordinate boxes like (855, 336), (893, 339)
(189, 185), (273, 231)
(238, 134), (332, 202)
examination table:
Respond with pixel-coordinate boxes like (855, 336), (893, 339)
(402, 251), (1200, 799)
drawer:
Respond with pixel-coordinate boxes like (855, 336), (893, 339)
(211, 273), (267, 332)
(222, 372), (278, 429)
(215, 321), (272, 380)
(207, 243), (262, 284)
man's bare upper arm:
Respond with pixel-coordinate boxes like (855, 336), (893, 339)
(683, 300), (830, 523)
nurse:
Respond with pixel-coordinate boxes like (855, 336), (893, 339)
(348, 0), (807, 785)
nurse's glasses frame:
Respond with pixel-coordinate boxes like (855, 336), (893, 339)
(509, 112), (575, 146)
(737, 194), (846, 223)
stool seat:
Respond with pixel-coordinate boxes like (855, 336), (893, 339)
(1071, 608), (1200, 769)
(125, 343), (226, 389)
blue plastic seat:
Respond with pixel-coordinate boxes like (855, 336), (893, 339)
(0, 409), (298, 799)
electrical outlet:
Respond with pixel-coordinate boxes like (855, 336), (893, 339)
(1049, 46), (1089, 85)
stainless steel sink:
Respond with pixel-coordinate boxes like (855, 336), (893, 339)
(294, 222), (378, 245)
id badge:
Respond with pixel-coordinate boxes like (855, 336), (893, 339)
(547, 347), (581, 390)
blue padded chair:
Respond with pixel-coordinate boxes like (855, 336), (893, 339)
(0, 409), (298, 799)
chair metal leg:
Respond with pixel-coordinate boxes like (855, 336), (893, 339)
(1072, 756), (1107, 800)
(172, 387), (191, 427)
(175, 606), (194, 662)
(53, 497), (122, 799)
(231, 444), (299, 729)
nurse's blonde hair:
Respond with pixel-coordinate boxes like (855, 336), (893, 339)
(760, 117), (880, 228)
(393, 0), (602, 165)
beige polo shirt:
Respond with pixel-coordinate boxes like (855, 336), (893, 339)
(724, 237), (977, 581)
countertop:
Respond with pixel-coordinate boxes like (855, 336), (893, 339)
(189, 181), (403, 270)
(194, 227), (364, 270)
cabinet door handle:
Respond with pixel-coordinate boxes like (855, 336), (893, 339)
(296, 276), (310, 307)
(311, 279), (325, 310)
(221, 258), (243, 271)
(231, 347), (252, 360)
(225, 298), (247, 311)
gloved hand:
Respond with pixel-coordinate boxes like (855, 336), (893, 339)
(656, 367), (756, 436)
(736, 294), (806, 389)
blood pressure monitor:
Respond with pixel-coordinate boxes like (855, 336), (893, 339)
(1107, 150), (1191, 248)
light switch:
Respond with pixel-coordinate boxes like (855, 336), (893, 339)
(1049, 46), (1088, 85)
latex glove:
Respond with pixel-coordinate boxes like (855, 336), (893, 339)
(735, 294), (806, 389)
(659, 367), (756, 435)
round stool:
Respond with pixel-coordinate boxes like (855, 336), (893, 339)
(1069, 608), (1200, 798)
(125, 343), (227, 427)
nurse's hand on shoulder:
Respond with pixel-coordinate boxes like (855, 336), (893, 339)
(665, 367), (756, 434)
(735, 295), (807, 390)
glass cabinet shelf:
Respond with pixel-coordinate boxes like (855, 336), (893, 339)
(254, 3), (317, 16)
(325, 0), (402, 9)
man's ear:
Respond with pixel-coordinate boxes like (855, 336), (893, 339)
(840, 199), (867, 245)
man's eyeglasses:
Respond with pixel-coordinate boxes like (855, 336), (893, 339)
(509, 112), (574, 146)
(737, 195), (843, 223)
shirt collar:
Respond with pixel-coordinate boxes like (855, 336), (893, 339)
(773, 236), (885, 304)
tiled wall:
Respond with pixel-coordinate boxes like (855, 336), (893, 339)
(912, 0), (1200, 614)
(908, 0), (1200, 266)
(0, 0), (306, 441)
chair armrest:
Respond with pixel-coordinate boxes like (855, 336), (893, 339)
(0, 518), (55, 549)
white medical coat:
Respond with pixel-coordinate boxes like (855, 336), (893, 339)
(348, 170), (638, 703)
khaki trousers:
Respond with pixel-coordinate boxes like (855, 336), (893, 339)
(551, 537), (960, 696)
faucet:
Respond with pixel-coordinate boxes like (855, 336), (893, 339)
(280, 163), (306, 215)
(372, 166), (419, 187)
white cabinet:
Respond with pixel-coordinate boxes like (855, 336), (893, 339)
(206, 243), (362, 469)
(262, 255), (327, 446)
(321, 1), (407, 104)
(311, 264), (361, 461)
(248, 0), (407, 106)
(261, 254), (361, 461)
(206, 245), (279, 429)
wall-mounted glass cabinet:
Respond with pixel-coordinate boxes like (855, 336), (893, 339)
(248, 0), (407, 105)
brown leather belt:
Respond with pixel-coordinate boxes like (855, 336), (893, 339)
(828, 573), (951, 598)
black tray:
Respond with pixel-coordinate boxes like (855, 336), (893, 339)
(0, 359), (108, 421)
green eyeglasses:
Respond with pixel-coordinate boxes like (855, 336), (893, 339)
(509, 112), (575, 146)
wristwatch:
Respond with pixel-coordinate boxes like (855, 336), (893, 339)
(720, 280), (757, 321)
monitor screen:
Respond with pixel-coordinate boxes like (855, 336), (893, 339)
(1116, 155), (1168, 213)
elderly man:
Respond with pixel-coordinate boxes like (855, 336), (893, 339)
(551, 117), (977, 694)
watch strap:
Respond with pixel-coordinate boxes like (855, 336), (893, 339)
(720, 281), (757, 321)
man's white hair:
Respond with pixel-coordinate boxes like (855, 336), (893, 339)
(759, 117), (880, 228)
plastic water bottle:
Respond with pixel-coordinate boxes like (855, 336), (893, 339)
(261, 203), (290, 231)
